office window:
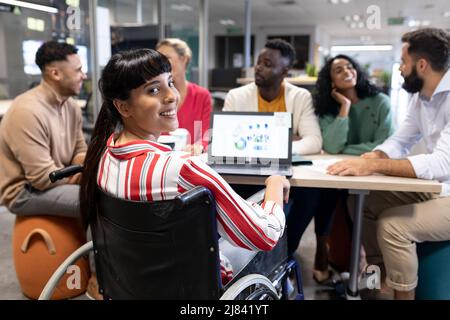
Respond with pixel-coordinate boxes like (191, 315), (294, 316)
(267, 35), (309, 70)
(215, 35), (255, 69)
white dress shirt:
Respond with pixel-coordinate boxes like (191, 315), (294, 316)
(375, 69), (450, 196)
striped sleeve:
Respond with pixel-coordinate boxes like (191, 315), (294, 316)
(178, 157), (285, 251)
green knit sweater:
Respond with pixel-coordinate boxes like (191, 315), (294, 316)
(319, 93), (394, 155)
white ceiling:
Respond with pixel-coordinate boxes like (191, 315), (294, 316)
(92, 0), (450, 46)
(167, 0), (450, 45)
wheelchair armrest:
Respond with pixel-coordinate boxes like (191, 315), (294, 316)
(49, 165), (83, 183)
(38, 241), (94, 300)
(177, 186), (214, 207)
(245, 188), (266, 205)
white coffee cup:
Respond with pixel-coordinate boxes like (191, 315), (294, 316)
(157, 134), (177, 149)
(170, 128), (189, 151)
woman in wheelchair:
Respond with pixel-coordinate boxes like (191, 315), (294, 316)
(80, 48), (290, 286)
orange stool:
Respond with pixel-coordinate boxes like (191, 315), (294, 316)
(12, 215), (90, 299)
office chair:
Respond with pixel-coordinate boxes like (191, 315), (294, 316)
(416, 240), (450, 300)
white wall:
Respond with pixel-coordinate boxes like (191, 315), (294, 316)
(315, 26), (331, 68)
(97, 7), (112, 67)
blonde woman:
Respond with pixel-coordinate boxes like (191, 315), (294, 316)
(156, 38), (211, 155)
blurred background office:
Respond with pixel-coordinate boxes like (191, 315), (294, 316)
(0, 0), (449, 299)
(1, 0), (449, 127)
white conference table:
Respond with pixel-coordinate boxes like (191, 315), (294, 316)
(219, 154), (442, 298)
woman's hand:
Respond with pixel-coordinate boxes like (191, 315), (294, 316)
(184, 144), (204, 156)
(331, 88), (351, 117)
(265, 175), (291, 205)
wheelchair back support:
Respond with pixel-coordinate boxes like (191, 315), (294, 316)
(93, 186), (221, 299)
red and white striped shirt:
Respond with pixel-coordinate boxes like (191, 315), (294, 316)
(97, 134), (286, 282)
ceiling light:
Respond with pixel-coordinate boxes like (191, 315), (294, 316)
(444, 11), (450, 18)
(408, 19), (418, 27)
(344, 15), (351, 22)
(27, 17), (45, 31)
(170, 4), (193, 11)
(329, 0), (351, 4)
(219, 19), (235, 26)
(407, 19), (430, 27)
(331, 45), (393, 52)
(65, 0), (79, 7)
(0, 0), (57, 13)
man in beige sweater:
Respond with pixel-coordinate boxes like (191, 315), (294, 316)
(0, 41), (87, 217)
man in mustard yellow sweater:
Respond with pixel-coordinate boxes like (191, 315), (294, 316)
(223, 38), (322, 155)
(223, 39), (323, 260)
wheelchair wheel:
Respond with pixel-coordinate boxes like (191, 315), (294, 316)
(245, 286), (279, 300)
(220, 274), (279, 300)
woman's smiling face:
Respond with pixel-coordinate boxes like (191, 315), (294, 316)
(116, 72), (180, 139)
(330, 58), (358, 90)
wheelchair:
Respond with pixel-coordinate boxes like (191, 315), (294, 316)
(39, 165), (303, 300)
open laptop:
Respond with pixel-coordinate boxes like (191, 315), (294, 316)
(207, 111), (293, 176)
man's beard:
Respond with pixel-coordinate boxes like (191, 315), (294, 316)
(402, 65), (424, 93)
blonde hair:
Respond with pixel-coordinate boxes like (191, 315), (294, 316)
(156, 38), (192, 66)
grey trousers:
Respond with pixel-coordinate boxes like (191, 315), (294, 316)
(9, 184), (80, 218)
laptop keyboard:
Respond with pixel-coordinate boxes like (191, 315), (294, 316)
(210, 164), (293, 177)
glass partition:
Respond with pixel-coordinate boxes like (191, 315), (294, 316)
(165, 0), (200, 83)
(0, 1), (95, 126)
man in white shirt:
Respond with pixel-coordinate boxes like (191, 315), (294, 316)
(327, 28), (450, 300)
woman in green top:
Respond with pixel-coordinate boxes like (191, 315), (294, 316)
(294, 55), (394, 284)
(315, 54), (394, 155)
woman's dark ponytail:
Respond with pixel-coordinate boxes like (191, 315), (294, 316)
(79, 102), (120, 226)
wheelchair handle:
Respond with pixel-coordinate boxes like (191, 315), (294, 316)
(177, 186), (213, 207)
(49, 165), (83, 183)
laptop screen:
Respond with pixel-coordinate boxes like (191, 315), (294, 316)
(209, 112), (292, 161)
